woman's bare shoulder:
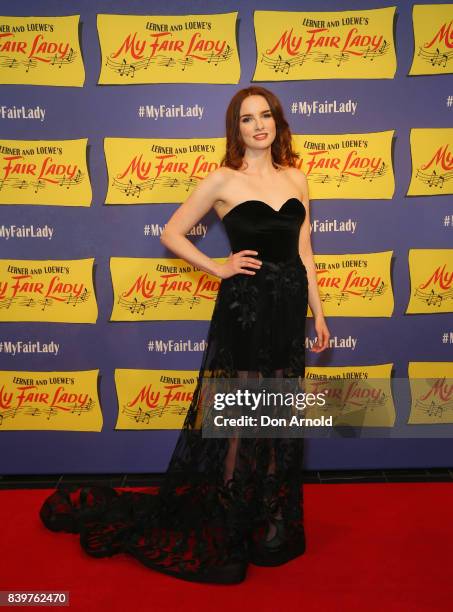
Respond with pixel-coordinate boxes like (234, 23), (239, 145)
(200, 165), (235, 190)
(211, 165), (236, 179)
(282, 165), (307, 180)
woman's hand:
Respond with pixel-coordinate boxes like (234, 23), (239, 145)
(310, 316), (330, 352)
(215, 250), (262, 279)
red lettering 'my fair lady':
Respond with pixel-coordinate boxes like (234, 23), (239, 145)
(129, 385), (193, 410)
(317, 268), (383, 294)
(266, 26), (384, 57)
(0, 385), (89, 411)
(303, 149), (383, 176)
(122, 273), (220, 301)
(116, 153), (218, 181)
(0, 33), (70, 60)
(111, 31), (226, 60)
(2, 155), (79, 182)
(0, 275), (86, 300)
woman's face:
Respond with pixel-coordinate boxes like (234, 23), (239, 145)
(238, 95), (276, 151)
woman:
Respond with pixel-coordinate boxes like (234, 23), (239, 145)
(39, 86), (330, 585)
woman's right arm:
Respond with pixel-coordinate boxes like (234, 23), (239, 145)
(160, 168), (261, 279)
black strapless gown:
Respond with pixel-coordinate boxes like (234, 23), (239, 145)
(39, 197), (309, 584)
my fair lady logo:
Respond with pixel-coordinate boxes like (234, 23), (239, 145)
(128, 384), (194, 410)
(0, 383), (90, 411)
(111, 30), (227, 61)
(0, 32), (71, 62)
(117, 151), (219, 182)
(122, 270), (220, 302)
(317, 268), (385, 297)
(0, 271), (87, 303)
(267, 25), (385, 58)
(1, 153), (80, 185)
(299, 146), (384, 178)
(416, 144), (452, 189)
(308, 378), (386, 406)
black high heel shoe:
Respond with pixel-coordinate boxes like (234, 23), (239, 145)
(248, 518), (306, 567)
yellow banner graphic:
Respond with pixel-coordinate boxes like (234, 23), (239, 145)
(0, 370), (101, 430)
(408, 362), (453, 424)
(292, 131), (394, 199)
(308, 251), (394, 317)
(406, 249), (453, 314)
(253, 7), (396, 81)
(97, 12), (239, 84)
(409, 4), (453, 75)
(115, 369), (200, 429)
(304, 363), (395, 427)
(104, 137), (225, 204)
(0, 259), (97, 323)
(407, 128), (453, 196)
(110, 257), (224, 321)
(0, 15), (84, 86)
(0, 139), (91, 206)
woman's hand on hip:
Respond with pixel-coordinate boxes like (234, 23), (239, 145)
(215, 250), (262, 279)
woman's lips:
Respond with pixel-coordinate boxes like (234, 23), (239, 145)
(253, 133), (267, 140)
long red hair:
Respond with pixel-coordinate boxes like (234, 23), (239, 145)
(220, 86), (299, 170)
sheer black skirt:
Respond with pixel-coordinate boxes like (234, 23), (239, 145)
(39, 255), (309, 583)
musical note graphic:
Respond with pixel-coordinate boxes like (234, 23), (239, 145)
(260, 40), (389, 75)
(0, 296), (16, 309)
(105, 46), (232, 78)
(415, 168), (452, 189)
(122, 403), (187, 423)
(260, 51), (312, 73)
(70, 399), (94, 416)
(313, 52), (329, 64)
(112, 175), (200, 197)
(414, 287), (453, 306)
(40, 297), (53, 311)
(179, 56), (194, 72)
(1, 290), (92, 312)
(335, 172), (347, 188)
(50, 47), (76, 68)
(44, 407), (59, 420)
(0, 56), (18, 69)
(310, 172), (349, 186)
(309, 165), (388, 187)
(361, 162), (387, 182)
(117, 294), (203, 314)
(417, 46), (451, 68)
(0, 407), (19, 425)
(59, 170), (83, 189)
(334, 52), (349, 68)
(0, 173), (84, 193)
(362, 40), (389, 61)
(320, 283), (387, 305)
(0, 50), (77, 72)
(414, 397), (453, 420)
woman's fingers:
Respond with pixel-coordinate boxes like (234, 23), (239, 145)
(242, 258), (262, 267)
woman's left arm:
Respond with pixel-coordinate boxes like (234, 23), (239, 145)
(293, 169), (330, 353)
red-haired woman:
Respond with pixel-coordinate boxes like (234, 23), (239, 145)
(40, 86), (330, 585)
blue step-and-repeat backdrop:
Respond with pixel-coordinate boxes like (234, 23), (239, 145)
(0, 0), (452, 473)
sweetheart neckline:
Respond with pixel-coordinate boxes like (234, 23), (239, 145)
(220, 197), (304, 222)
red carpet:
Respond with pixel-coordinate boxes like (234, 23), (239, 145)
(1, 483), (452, 611)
